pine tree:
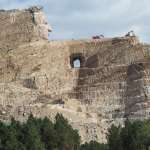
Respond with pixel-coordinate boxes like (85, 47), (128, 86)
(40, 117), (57, 150)
(107, 124), (122, 150)
(23, 115), (45, 150)
(54, 113), (80, 150)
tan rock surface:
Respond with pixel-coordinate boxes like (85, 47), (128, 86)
(0, 6), (150, 143)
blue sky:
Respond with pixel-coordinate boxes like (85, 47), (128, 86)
(0, 0), (150, 43)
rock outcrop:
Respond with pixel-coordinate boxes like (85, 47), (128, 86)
(0, 6), (149, 143)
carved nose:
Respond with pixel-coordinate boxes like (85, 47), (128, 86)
(48, 25), (52, 32)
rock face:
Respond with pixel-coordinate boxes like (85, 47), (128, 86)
(0, 6), (150, 143)
(0, 6), (51, 50)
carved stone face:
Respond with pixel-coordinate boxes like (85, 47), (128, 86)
(34, 11), (52, 39)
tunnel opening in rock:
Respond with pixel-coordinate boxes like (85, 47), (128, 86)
(70, 53), (84, 68)
(73, 58), (81, 68)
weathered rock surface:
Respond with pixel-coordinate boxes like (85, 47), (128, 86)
(0, 6), (150, 143)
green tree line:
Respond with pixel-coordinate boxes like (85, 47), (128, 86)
(0, 114), (149, 150)
(108, 119), (150, 150)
